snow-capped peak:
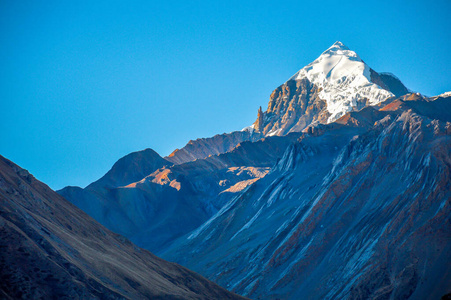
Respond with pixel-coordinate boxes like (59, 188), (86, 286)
(326, 40), (350, 52)
(289, 41), (394, 122)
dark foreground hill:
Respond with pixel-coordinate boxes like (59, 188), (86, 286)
(0, 155), (245, 300)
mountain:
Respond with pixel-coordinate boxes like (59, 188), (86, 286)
(162, 94), (451, 299)
(58, 149), (212, 253)
(87, 148), (172, 191)
(0, 155), (245, 299)
(58, 148), (185, 251)
(59, 132), (300, 253)
(167, 41), (406, 164)
(252, 41), (409, 136)
(56, 41), (450, 299)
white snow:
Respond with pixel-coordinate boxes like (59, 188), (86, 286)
(436, 91), (451, 98)
(241, 124), (255, 132)
(267, 128), (283, 136)
(289, 41), (394, 122)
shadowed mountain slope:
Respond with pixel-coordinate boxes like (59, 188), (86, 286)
(0, 155), (245, 300)
(54, 39), (448, 299)
(59, 132), (300, 253)
(166, 130), (263, 165)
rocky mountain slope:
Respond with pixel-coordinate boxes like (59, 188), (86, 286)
(59, 132), (300, 253)
(0, 155), (245, 299)
(162, 95), (451, 299)
(252, 41), (409, 136)
(166, 130), (263, 165)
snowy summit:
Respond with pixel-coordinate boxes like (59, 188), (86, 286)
(290, 41), (394, 122)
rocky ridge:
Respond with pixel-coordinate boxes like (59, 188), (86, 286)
(166, 130), (263, 165)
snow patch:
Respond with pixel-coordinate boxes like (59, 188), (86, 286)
(241, 124), (255, 132)
(267, 128), (283, 136)
(435, 91), (451, 98)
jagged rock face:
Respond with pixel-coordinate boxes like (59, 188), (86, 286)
(254, 106), (264, 132)
(162, 98), (451, 299)
(0, 156), (245, 300)
(257, 78), (328, 136)
(253, 41), (409, 137)
(166, 130), (263, 165)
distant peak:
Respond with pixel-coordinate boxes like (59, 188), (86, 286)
(320, 41), (353, 58)
(333, 41), (346, 47)
(328, 41), (350, 51)
(287, 40), (395, 123)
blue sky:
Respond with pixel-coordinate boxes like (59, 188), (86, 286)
(1, 0), (450, 189)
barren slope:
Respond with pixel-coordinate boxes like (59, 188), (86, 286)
(0, 155), (245, 300)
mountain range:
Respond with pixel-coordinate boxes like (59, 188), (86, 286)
(2, 41), (450, 299)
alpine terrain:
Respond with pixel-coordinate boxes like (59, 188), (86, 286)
(55, 41), (451, 299)
(0, 155), (246, 299)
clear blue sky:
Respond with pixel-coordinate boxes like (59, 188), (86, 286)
(1, 0), (450, 190)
